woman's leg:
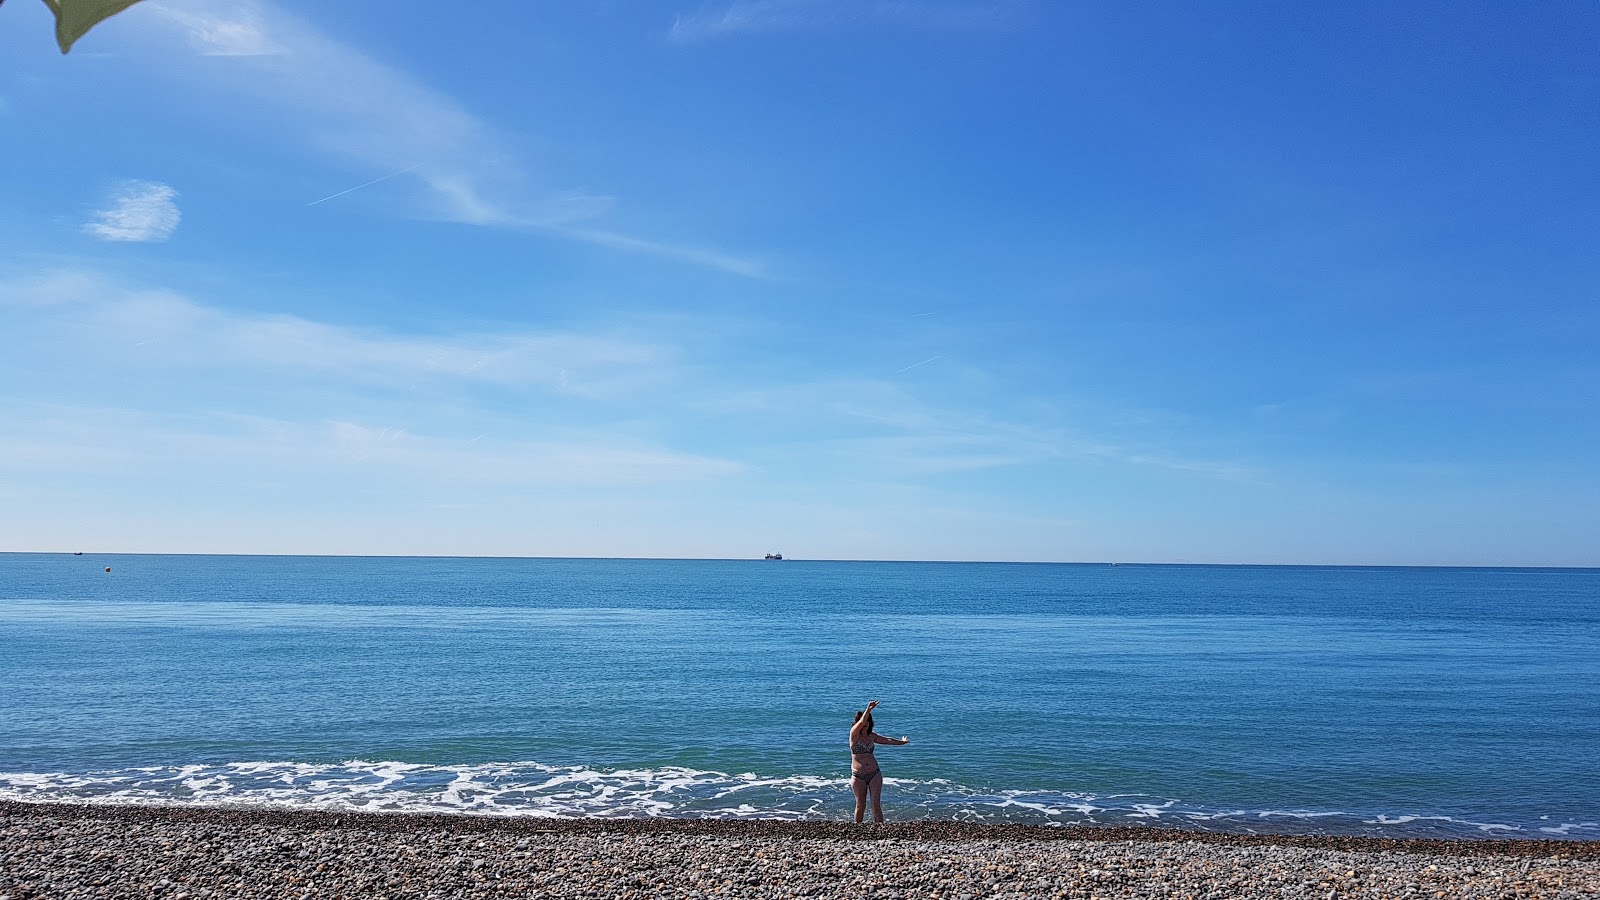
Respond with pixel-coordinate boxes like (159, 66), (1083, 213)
(868, 774), (885, 823)
(851, 775), (868, 824)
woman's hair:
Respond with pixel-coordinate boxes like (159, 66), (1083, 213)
(854, 709), (874, 732)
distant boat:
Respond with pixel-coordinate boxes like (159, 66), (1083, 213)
(764, 552), (783, 560)
(74, 552), (83, 556)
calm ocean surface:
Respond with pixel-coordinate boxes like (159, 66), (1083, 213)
(2, 554), (1597, 839)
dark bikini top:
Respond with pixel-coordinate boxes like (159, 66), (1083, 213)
(851, 736), (876, 756)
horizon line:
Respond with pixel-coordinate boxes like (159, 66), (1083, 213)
(2, 550), (1595, 571)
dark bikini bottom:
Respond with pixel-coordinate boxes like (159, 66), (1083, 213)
(851, 767), (882, 786)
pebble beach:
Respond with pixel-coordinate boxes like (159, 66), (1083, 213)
(4, 801), (1598, 899)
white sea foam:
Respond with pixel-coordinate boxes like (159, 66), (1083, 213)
(0, 762), (1593, 839)
(1367, 813), (1523, 834)
(1539, 821), (1600, 836)
(1127, 800), (1178, 820)
(0, 761), (850, 820)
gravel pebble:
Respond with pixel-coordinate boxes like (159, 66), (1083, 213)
(3, 800), (1597, 898)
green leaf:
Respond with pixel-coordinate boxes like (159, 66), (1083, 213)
(40, 0), (145, 54)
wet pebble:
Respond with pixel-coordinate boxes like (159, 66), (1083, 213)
(2, 801), (1598, 898)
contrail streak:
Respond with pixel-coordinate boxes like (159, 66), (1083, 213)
(894, 354), (943, 374)
(307, 164), (421, 206)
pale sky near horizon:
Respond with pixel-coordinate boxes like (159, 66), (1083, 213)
(2, 1), (1596, 565)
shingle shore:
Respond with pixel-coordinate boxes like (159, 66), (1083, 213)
(3, 801), (1597, 899)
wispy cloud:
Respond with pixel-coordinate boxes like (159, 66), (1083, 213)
(140, 1), (529, 225)
(151, 3), (286, 56)
(816, 432), (1063, 477)
(0, 269), (745, 499)
(702, 377), (1257, 481)
(319, 420), (744, 484)
(132, 0), (761, 274)
(669, 0), (1019, 41)
(0, 266), (1270, 557)
(3, 271), (671, 396)
(671, 0), (843, 39)
(560, 227), (769, 279)
(83, 180), (181, 242)
(0, 404), (745, 489)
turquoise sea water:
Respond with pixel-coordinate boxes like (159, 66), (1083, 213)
(2, 553), (1597, 838)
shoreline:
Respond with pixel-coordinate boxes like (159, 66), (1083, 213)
(5, 801), (1599, 899)
(5, 799), (1600, 857)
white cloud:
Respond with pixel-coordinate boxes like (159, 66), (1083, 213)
(0, 269), (746, 509)
(670, 0), (1018, 41)
(817, 433), (1062, 476)
(152, 4), (286, 56)
(671, 0), (832, 39)
(701, 376), (1258, 480)
(0, 404), (745, 492)
(562, 227), (769, 279)
(132, 0), (762, 274)
(83, 180), (181, 242)
(0, 267), (1269, 558)
(139, 1), (513, 224)
(320, 420), (744, 484)
(3, 271), (669, 395)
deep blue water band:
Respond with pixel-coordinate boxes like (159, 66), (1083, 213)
(3, 555), (1597, 838)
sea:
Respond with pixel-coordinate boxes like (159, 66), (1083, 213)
(2, 553), (1597, 840)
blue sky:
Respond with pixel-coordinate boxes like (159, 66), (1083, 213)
(2, 0), (1596, 564)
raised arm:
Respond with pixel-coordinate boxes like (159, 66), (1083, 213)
(850, 699), (880, 743)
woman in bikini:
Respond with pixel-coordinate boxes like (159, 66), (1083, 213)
(850, 699), (910, 824)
